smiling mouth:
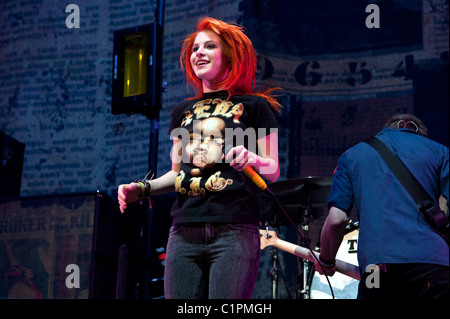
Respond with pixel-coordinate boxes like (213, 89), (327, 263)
(196, 60), (209, 66)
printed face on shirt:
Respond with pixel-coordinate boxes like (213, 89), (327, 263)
(190, 30), (230, 91)
(186, 117), (225, 168)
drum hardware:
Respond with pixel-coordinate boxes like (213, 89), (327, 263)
(267, 176), (332, 206)
(296, 178), (330, 299)
(258, 176), (334, 299)
(263, 218), (282, 299)
(268, 246), (280, 299)
(257, 176), (332, 226)
(308, 225), (359, 299)
(298, 205), (313, 299)
(259, 226), (360, 299)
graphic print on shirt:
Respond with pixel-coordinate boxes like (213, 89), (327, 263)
(175, 170), (233, 197)
(183, 98), (244, 125)
(175, 97), (245, 197)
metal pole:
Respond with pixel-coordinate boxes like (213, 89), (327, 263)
(144, 0), (165, 299)
(148, 0), (165, 176)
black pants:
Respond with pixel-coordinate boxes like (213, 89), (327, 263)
(358, 263), (449, 299)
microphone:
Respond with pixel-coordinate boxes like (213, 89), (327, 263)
(242, 166), (268, 190)
(224, 145), (267, 190)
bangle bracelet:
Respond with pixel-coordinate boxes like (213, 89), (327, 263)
(137, 182), (145, 197)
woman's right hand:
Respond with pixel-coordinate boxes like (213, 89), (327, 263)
(117, 183), (142, 214)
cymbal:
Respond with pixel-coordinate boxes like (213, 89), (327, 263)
(270, 175), (332, 189)
(257, 176), (333, 225)
(268, 176), (332, 205)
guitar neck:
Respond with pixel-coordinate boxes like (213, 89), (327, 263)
(268, 236), (361, 281)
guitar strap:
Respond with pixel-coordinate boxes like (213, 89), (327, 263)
(364, 136), (449, 246)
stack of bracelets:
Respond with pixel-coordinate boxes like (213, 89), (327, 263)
(134, 179), (152, 199)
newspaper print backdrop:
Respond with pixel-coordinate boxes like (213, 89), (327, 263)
(0, 0), (448, 197)
(0, 0), (448, 299)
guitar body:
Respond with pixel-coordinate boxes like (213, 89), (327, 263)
(259, 229), (360, 281)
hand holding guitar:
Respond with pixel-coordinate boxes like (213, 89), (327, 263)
(259, 229), (360, 281)
(313, 255), (336, 277)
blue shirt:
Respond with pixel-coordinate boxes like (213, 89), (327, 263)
(328, 127), (449, 275)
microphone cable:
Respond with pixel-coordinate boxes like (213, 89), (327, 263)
(264, 186), (335, 299)
(223, 144), (335, 298)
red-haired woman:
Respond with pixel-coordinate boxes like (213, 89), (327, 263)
(118, 17), (283, 299)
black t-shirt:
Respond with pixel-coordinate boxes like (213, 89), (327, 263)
(168, 90), (279, 225)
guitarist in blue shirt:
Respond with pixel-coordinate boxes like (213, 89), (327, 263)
(316, 114), (449, 299)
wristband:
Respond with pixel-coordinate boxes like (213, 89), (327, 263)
(142, 180), (152, 198)
(319, 255), (336, 269)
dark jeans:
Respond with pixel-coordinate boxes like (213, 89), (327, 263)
(164, 223), (260, 299)
(358, 263), (449, 299)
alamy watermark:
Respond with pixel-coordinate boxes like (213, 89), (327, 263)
(65, 4), (80, 29)
(364, 264), (381, 289)
(365, 4), (380, 29)
(65, 264), (80, 288)
(169, 122), (279, 175)
(63, 262), (381, 292)
(65, 4), (380, 29)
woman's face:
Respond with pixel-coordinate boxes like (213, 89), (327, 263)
(190, 30), (229, 92)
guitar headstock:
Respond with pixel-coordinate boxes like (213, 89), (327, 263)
(259, 229), (278, 249)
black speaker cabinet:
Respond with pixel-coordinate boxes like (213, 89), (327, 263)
(0, 131), (25, 197)
(0, 191), (120, 299)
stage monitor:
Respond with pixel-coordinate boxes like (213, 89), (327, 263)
(111, 23), (162, 119)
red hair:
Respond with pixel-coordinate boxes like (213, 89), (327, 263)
(180, 17), (282, 113)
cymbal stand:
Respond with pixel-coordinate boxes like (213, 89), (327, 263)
(265, 222), (280, 299)
(298, 205), (313, 299)
(269, 246), (279, 299)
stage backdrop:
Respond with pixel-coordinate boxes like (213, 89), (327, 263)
(0, 192), (120, 299)
(0, 0), (448, 299)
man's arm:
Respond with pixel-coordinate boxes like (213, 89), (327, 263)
(316, 206), (348, 275)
